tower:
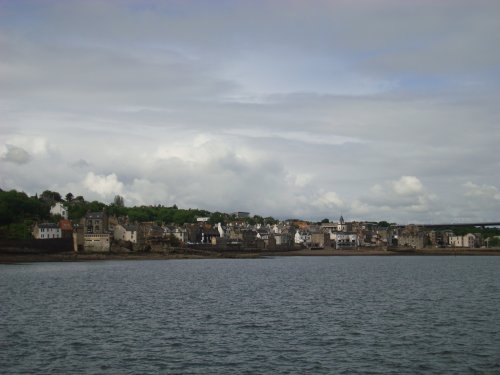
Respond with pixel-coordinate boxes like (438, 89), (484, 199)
(337, 215), (346, 232)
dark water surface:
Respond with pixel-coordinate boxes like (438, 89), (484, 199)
(1, 256), (500, 374)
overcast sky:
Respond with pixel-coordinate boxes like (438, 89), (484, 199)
(1, 0), (500, 223)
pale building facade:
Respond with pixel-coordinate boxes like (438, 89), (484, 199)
(449, 233), (477, 248)
(335, 233), (358, 249)
(114, 224), (139, 243)
(50, 202), (68, 219)
(32, 223), (62, 239)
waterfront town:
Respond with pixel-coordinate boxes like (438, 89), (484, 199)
(27, 201), (500, 254)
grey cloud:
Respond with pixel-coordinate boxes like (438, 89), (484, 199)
(1, 1), (500, 222)
(1, 145), (31, 164)
(71, 159), (90, 168)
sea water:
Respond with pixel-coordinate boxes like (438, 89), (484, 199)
(1, 256), (499, 374)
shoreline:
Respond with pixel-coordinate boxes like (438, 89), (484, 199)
(2, 247), (500, 263)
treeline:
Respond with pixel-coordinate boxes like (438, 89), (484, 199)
(0, 189), (51, 239)
(0, 188), (278, 239)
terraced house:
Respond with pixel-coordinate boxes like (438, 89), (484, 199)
(32, 223), (61, 239)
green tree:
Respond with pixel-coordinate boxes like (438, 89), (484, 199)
(264, 216), (278, 225)
(113, 195), (125, 207)
(252, 215), (265, 225)
(488, 237), (500, 247)
(40, 190), (62, 203)
(73, 195), (85, 203)
(108, 204), (127, 218)
(65, 192), (74, 202)
(0, 190), (49, 225)
(209, 212), (226, 225)
(127, 207), (151, 223)
(172, 210), (197, 225)
(0, 190), (49, 238)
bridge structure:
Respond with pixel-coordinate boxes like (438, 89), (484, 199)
(396, 222), (500, 229)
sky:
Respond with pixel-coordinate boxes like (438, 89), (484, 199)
(1, 0), (500, 223)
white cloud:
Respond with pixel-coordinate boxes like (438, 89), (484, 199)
(225, 128), (364, 146)
(392, 176), (424, 196)
(1, 1), (499, 222)
(83, 172), (124, 199)
(464, 182), (500, 201)
(124, 179), (174, 207)
(286, 173), (313, 189)
(1, 144), (31, 164)
(349, 176), (439, 222)
(1, 136), (53, 158)
(313, 191), (344, 209)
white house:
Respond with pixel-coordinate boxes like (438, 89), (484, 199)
(256, 229), (270, 241)
(449, 233), (477, 248)
(217, 223), (225, 238)
(114, 224), (139, 243)
(50, 202), (68, 219)
(294, 230), (311, 245)
(172, 227), (189, 243)
(335, 232), (358, 249)
(33, 223), (62, 239)
(294, 230), (304, 244)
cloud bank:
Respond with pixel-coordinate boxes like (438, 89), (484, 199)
(1, 0), (500, 223)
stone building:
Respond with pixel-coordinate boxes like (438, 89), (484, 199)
(84, 211), (108, 234)
(310, 232), (331, 249)
(82, 211), (110, 252)
(398, 232), (428, 249)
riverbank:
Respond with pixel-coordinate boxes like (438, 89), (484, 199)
(269, 248), (500, 256)
(2, 247), (500, 263)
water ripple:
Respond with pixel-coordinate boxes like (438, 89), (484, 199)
(1, 257), (500, 374)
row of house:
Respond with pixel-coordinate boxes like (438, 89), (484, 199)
(396, 224), (484, 249)
(33, 209), (111, 252)
(33, 203), (490, 252)
(32, 219), (73, 239)
(109, 216), (365, 251)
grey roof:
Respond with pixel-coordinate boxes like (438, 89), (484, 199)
(39, 223), (59, 229)
(86, 212), (105, 219)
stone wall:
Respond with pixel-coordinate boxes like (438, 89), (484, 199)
(83, 234), (111, 252)
(0, 238), (73, 253)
